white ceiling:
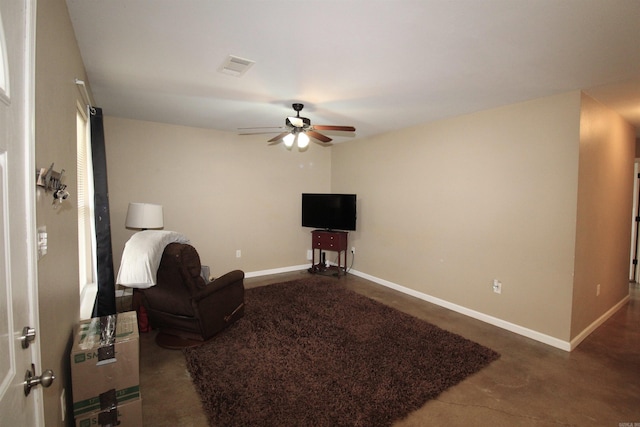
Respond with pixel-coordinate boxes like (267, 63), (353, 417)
(65, 0), (640, 142)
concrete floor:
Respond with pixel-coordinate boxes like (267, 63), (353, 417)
(134, 271), (640, 426)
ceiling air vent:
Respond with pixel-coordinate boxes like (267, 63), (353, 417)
(218, 55), (255, 77)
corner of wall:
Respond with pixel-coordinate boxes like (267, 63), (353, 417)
(571, 93), (636, 340)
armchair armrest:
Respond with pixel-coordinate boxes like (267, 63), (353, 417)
(191, 269), (244, 303)
(191, 269), (245, 339)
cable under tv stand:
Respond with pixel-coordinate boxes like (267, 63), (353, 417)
(308, 229), (348, 277)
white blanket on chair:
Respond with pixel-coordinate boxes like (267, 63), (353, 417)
(116, 230), (190, 288)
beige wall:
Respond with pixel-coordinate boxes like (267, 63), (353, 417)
(104, 117), (332, 278)
(332, 92), (583, 341)
(35, 0), (89, 425)
(104, 91), (634, 346)
(571, 93), (635, 337)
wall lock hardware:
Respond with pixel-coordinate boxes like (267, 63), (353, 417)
(21, 326), (36, 349)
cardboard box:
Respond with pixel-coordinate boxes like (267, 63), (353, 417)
(71, 311), (140, 417)
(75, 397), (142, 427)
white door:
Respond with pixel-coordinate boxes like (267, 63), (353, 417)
(0, 1), (43, 425)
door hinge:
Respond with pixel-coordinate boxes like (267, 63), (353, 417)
(633, 259), (638, 265)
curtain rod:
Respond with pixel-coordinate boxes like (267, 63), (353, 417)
(74, 78), (96, 113)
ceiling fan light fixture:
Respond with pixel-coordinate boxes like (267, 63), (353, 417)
(241, 103), (355, 149)
(297, 132), (310, 148)
(283, 133), (295, 148)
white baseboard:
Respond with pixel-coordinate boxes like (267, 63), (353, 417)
(239, 265), (631, 352)
(245, 264), (311, 279)
(569, 294), (630, 350)
(346, 269), (573, 352)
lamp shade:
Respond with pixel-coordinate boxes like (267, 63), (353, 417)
(283, 133), (295, 148)
(297, 132), (310, 148)
(125, 203), (164, 229)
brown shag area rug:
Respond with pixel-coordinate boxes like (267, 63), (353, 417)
(184, 276), (500, 426)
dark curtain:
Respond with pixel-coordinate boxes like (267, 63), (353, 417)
(90, 107), (116, 317)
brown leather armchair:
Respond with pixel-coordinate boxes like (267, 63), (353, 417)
(139, 242), (245, 348)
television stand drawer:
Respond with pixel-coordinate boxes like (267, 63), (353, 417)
(312, 230), (348, 251)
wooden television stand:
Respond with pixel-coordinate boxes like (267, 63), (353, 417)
(308, 229), (348, 276)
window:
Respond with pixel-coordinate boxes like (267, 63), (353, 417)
(77, 103), (96, 317)
(0, 8), (9, 103)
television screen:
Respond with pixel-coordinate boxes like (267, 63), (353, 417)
(302, 193), (357, 231)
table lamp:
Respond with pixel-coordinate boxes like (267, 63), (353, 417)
(125, 202), (164, 230)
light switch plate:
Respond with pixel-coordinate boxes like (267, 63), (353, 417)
(37, 226), (47, 258)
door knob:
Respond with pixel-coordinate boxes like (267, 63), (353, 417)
(24, 363), (55, 396)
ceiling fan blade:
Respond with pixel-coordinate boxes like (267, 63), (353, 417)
(239, 131), (285, 135)
(238, 126), (286, 135)
(238, 126), (283, 130)
(268, 131), (292, 144)
(306, 130), (332, 144)
(312, 125), (356, 132)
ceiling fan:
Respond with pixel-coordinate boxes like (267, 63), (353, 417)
(239, 103), (356, 149)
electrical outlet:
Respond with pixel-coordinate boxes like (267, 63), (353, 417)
(236, 249), (241, 258)
(351, 246), (355, 254)
(492, 279), (502, 294)
(307, 250), (312, 260)
(596, 283), (601, 296)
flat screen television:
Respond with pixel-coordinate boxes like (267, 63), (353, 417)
(301, 193), (357, 231)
